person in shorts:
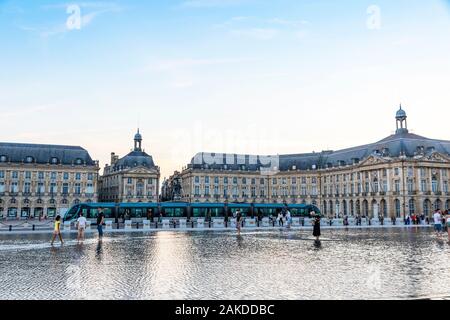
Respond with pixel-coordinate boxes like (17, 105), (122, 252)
(50, 215), (64, 246)
(77, 213), (87, 243)
(433, 210), (442, 237)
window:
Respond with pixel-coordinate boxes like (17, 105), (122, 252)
(12, 171), (18, 179)
(51, 172), (57, 180)
(443, 169), (448, 178)
(409, 199), (415, 215)
(394, 180), (400, 193)
(50, 183), (57, 194)
(291, 186), (297, 196)
(205, 176), (210, 184)
(432, 177), (439, 193)
(0, 171), (4, 179)
(444, 181), (448, 193)
(260, 178), (265, 185)
(242, 178), (247, 184)
(51, 157), (59, 164)
(394, 168), (399, 176)
(204, 186), (210, 196)
(0, 182), (4, 193)
(420, 168), (426, 177)
(232, 186), (238, 198)
(383, 180), (388, 192)
(407, 179), (413, 193)
(421, 180), (427, 192)
(24, 182), (31, 194)
(223, 177), (228, 185)
(25, 156), (34, 163)
(301, 186), (307, 196)
(282, 178), (287, 185)
(251, 178), (256, 185)
(260, 188), (265, 198)
(214, 177), (219, 184)
(63, 172), (69, 180)
(63, 183), (69, 195)
(223, 186), (228, 197)
(233, 177), (238, 185)
(75, 158), (83, 165)
(75, 173), (81, 180)
(292, 177), (297, 185)
(407, 167), (414, 177)
(38, 172), (44, 180)
(194, 176), (200, 184)
(272, 178), (277, 185)
(74, 183), (81, 195)
(0, 155), (7, 162)
(365, 182), (370, 193)
(194, 186), (200, 196)
(214, 185), (219, 196)
(88, 173), (94, 181)
(271, 187), (278, 197)
(128, 178), (132, 184)
(37, 182), (44, 194)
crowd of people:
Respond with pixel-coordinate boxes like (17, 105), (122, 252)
(50, 207), (450, 245)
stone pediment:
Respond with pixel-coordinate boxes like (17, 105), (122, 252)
(126, 166), (159, 175)
(424, 152), (450, 163)
(358, 155), (390, 166)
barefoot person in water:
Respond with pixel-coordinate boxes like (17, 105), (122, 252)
(236, 209), (243, 235)
(312, 212), (321, 242)
(51, 215), (64, 245)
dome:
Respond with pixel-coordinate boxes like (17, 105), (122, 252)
(396, 106), (407, 119)
(114, 151), (156, 169)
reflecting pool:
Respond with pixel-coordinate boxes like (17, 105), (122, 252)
(0, 228), (449, 300)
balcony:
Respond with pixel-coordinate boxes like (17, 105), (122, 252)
(379, 192), (386, 196)
(434, 191), (442, 196)
(408, 191), (417, 196)
(424, 191), (431, 196)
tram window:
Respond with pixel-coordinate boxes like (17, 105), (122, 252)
(164, 208), (185, 217)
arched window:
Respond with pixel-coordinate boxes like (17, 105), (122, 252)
(395, 199), (401, 218)
(423, 199), (431, 216)
(25, 156), (34, 163)
(435, 199), (442, 211)
(409, 199), (415, 215)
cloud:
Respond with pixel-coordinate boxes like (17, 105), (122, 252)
(147, 57), (253, 72)
(230, 28), (278, 40)
(215, 16), (309, 40)
(180, 0), (247, 8)
(18, 2), (122, 38)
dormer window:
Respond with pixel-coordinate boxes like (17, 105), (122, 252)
(75, 158), (83, 165)
(51, 157), (59, 164)
(0, 155), (7, 162)
(25, 156), (34, 163)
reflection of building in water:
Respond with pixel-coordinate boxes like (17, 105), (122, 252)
(0, 143), (99, 219)
(98, 129), (160, 203)
(165, 107), (450, 218)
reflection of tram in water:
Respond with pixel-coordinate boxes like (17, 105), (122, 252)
(63, 202), (321, 223)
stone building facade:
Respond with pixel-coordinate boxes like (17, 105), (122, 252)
(0, 143), (99, 219)
(98, 130), (160, 203)
(165, 107), (450, 218)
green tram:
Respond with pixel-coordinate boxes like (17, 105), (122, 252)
(63, 202), (321, 223)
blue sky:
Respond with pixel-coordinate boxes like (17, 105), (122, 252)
(1, 0), (450, 178)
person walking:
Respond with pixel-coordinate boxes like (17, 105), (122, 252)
(313, 213), (321, 242)
(50, 215), (64, 245)
(433, 210), (443, 237)
(97, 210), (105, 240)
(286, 209), (292, 229)
(236, 209), (243, 235)
(77, 212), (87, 243)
